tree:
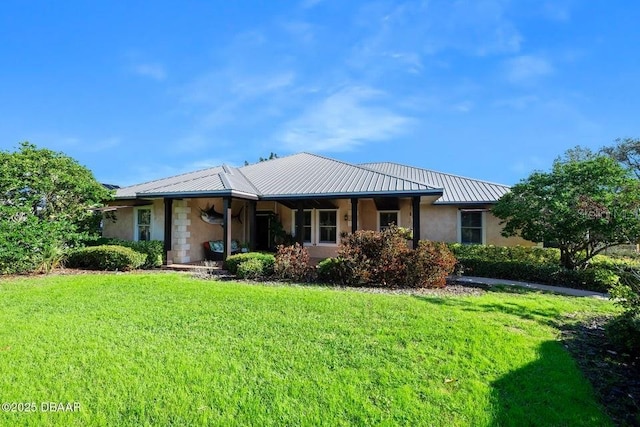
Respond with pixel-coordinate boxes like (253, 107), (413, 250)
(0, 142), (112, 273)
(602, 137), (640, 178)
(244, 152), (279, 166)
(493, 153), (640, 270)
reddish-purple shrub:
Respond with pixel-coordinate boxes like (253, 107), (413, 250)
(407, 241), (457, 288)
(337, 226), (457, 288)
(274, 243), (315, 282)
(338, 226), (411, 286)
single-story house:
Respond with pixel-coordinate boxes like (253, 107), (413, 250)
(102, 152), (533, 263)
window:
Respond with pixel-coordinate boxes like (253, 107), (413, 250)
(318, 210), (337, 244)
(294, 210), (312, 243)
(460, 211), (483, 244)
(135, 208), (152, 241)
(378, 211), (399, 231)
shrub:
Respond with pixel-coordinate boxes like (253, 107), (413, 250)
(65, 245), (146, 271)
(274, 243), (314, 282)
(236, 258), (265, 280)
(606, 313), (640, 354)
(224, 252), (275, 276)
(338, 227), (411, 286)
(607, 271), (640, 353)
(448, 243), (560, 264)
(0, 215), (69, 275)
(407, 241), (457, 288)
(95, 239), (164, 268)
(316, 257), (347, 284)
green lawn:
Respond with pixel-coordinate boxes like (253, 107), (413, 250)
(0, 273), (616, 426)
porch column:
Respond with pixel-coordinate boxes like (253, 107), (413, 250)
(296, 202), (305, 246)
(248, 200), (257, 251)
(350, 198), (358, 234)
(223, 197), (232, 260)
(412, 196), (421, 249)
(163, 198), (173, 264)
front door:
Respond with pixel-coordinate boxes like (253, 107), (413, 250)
(256, 213), (272, 251)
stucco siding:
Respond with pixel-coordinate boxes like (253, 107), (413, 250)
(421, 205), (458, 242)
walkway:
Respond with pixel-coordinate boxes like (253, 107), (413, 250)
(449, 276), (609, 299)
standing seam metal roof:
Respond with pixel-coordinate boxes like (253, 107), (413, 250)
(114, 153), (505, 202)
(359, 162), (510, 204)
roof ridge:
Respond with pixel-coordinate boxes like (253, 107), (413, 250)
(304, 153), (441, 190)
(361, 161), (510, 188)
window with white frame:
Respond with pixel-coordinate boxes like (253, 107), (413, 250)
(460, 211), (483, 244)
(318, 210), (337, 244)
(294, 210), (312, 243)
(378, 211), (399, 231)
(135, 207), (152, 241)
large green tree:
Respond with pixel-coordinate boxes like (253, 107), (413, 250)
(0, 142), (112, 273)
(493, 153), (640, 270)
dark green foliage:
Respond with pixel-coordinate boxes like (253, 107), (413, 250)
(224, 252), (275, 276)
(493, 152), (640, 270)
(66, 245), (146, 271)
(449, 243), (560, 264)
(0, 142), (112, 274)
(274, 243), (314, 282)
(316, 257), (348, 284)
(607, 270), (640, 353)
(97, 239), (164, 268)
(0, 214), (68, 274)
(236, 258), (265, 280)
(449, 244), (625, 292)
(606, 313), (640, 354)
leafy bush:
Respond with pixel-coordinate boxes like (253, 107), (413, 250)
(448, 243), (560, 264)
(449, 244), (627, 292)
(274, 243), (314, 282)
(453, 258), (616, 292)
(316, 257), (347, 284)
(236, 258), (265, 280)
(90, 239), (164, 268)
(338, 227), (412, 286)
(65, 245), (146, 271)
(407, 241), (457, 288)
(606, 313), (640, 354)
(336, 227), (456, 288)
(0, 214), (69, 275)
(224, 252), (275, 276)
(607, 271), (640, 353)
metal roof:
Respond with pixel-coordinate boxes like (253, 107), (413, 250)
(114, 153), (505, 203)
(360, 162), (510, 204)
(239, 153), (441, 199)
(116, 166), (230, 198)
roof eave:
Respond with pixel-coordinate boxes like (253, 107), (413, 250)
(132, 190), (260, 200)
(259, 189), (444, 200)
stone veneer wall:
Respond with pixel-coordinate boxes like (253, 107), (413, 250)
(173, 200), (192, 263)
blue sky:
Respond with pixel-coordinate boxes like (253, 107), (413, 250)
(1, 1), (639, 187)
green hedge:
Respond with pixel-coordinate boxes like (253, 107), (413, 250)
(224, 252), (275, 276)
(454, 258), (617, 292)
(91, 239), (164, 268)
(447, 244), (639, 292)
(66, 245), (146, 271)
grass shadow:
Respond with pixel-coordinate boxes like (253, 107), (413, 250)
(490, 340), (612, 426)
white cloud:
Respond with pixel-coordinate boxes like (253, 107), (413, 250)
(278, 86), (411, 152)
(131, 63), (167, 81)
(505, 55), (554, 84)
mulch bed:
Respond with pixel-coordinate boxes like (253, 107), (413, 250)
(560, 316), (640, 426)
